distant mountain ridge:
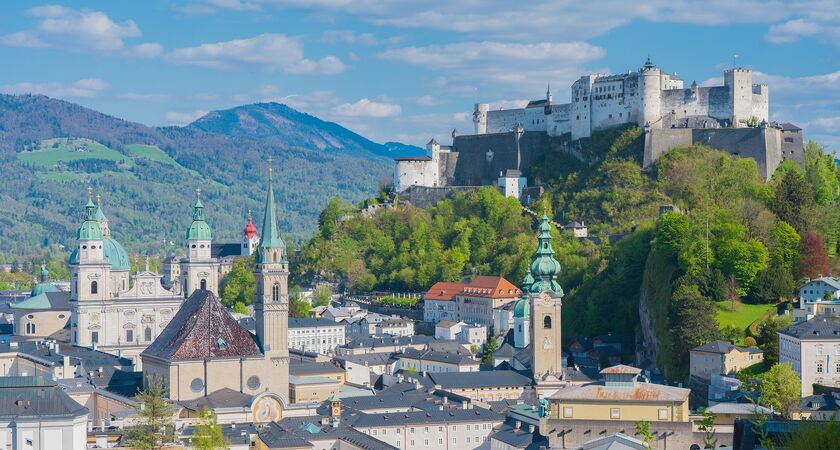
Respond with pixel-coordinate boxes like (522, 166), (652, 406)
(0, 94), (411, 254)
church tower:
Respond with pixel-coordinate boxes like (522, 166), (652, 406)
(527, 214), (564, 389)
(241, 211), (259, 256)
(513, 272), (533, 349)
(254, 161), (290, 398)
(180, 189), (218, 297)
(70, 188), (111, 346)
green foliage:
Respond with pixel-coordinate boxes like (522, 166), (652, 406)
(192, 407), (229, 450)
(698, 410), (718, 449)
(481, 337), (499, 365)
(378, 295), (419, 308)
(744, 336), (757, 347)
(747, 265), (794, 304)
(781, 419), (840, 450)
(758, 362), (801, 418)
(312, 284), (332, 307)
(220, 257), (255, 308)
(803, 141), (840, 206)
(633, 420), (654, 449)
(231, 301), (248, 315)
(756, 315), (791, 366)
(289, 287), (310, 318)
(125, 376), (174, 450)
(769, 221), (800, 275)
(772, 168), (814, 234)
(669, 282), (719, 378)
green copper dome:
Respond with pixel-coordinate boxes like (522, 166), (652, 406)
(513, 295), (530, 318)
(528, 214), (563, 295)
(69, 238), (131, 270)
(186, 193), (213, 241)
(77, 196), (103, 241)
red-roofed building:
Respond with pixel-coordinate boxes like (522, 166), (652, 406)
(456, 276), (522, 330)
(423, 281), (466, 323)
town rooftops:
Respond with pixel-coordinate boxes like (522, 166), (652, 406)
(395, 155), (433, 162)
(550, 381), (689, 403)
(436, 320), (461, 329)
(180, 387), (253, 411)
(141, 289), (261, 362)
(289, 318), (342, 328)
(11, 291), (70, 311)
(350, 405), (503, 427)
(427, 370), (532, 389)
(600, 364), (642, 375)
(460, 276), (522, 299)
(490, 419), (546, 449)
(337, 352), (395, 367)
(398, 347), (478, 365)
(692, 340), (763, 355)
(290, 361), (344, 377)
(343, 334), (434, 349)
(0, 376), (88, 419)
(779, 316), (840, 340)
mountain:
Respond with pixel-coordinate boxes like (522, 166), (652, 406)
(0, 94), (403, 255)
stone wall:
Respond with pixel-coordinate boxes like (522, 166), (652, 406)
(451, 131), (556, 186)
(399, 186), (479, 209)
(643, 127), (797, 179)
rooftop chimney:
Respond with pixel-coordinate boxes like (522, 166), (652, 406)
(515, 420), (522, 430)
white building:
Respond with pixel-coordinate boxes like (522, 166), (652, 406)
(800, 277), (840, 303)
(288, 318), (346, 355)
(435, 321), (487, 347)
(0, 376), (89, 450)
(778, 316), (840, 396)
(394, 139), (453, 193)
(475, 59), (769, 140)
(423, 282), (464, 323)
(395, 347), (480, 374)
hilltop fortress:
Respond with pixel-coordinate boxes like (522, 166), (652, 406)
(395, 58), (804, 198)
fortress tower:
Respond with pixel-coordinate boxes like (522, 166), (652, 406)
(638, 56), (663, 128)
(725, 67), (754, 127)
(473, 103), (489, 134)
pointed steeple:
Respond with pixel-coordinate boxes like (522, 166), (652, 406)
(186, 188), (212, 240)
(259, 158), (285, 251)
(528, 214), (563, 295)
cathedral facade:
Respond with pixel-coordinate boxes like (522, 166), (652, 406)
(68, 190), (220, 368)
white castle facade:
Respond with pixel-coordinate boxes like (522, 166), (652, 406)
(474, 58), (769, 140)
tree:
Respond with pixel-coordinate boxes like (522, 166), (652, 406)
(799, 232), (831, 279)
(769, 221), (800, 275)
(192, 407), (229, 450)
(656, 212), (690, 257)
(312, 284), (332, 307)
(772, 168), (814, 233)
(670, 282), (719, 376)
(716, 238), (769, 295)
(318, 196), (343, 240)
(748, 264), (794, 304)
(698, 410), (718, 449)
(480, 337), (499, 365)
(220, 258), (255, 308)
(232, 301), (248, 315)
(759, 362), (800, 418)
(634, 420), (654, 449)
(803, 141), (840, 206)
(125, 376), (174, 450)
(756, 316), (791, 366)
(743, 336), (757, 347)
(781, 419), (840, 450)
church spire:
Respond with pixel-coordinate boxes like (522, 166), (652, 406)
(528, 214), (563, 295)
(259, 157), (285, 251)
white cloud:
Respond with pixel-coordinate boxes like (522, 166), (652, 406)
(379, 41), (603, 68)
(321, 29), (378, 46)
(0, 78), (109, 98)
(131, 42), (164, 58)
(416, 95), (439, 106)
(166, 33), (345, 74)
(333, 98), (401, 117)
(165, 110), (208, 126)
(118, 92), (170, 102)
(1, 5), (144, 52)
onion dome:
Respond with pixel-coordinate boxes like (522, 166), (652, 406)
(30, 265), (59, 297)
(77, 191), (103, 241)
(513, 294), (530, 319)
(186, 189), (213, 241)
(243, 211), (258, 239)
(528, 214), (563, 295)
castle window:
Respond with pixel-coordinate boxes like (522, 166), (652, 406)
(90, 280), (98, 294)
(543, 316), (552, 329)
(145, 327), (152, 341)
(272, 283), (280, 302)
(200, 279), (207, 290)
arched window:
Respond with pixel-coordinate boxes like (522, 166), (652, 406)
(90, 280), (98, 294)
(145, 327), (152, 341)
(200, 279), (207, 290)
(272, 283), (280, 302)
(543, 316), (552, 329)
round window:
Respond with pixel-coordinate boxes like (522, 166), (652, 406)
(247, 375), (261, 390)
(27, 314), (34, 319)
(190, 378), (204, 393)
(58, 314), (66, 319)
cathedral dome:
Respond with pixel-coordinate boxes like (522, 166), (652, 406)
(77, 220), (103, 241)
(186, 195), (213, 241)
(30, 281), (59, 297)
(69, 237), (131, 270)
(530, 254), (562, 279)
(513, 295), (530, 318)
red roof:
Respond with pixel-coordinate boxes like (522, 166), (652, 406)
(424, 282), (467, 301)
(243, 212), (258, 239)
(459, 276), (522, 299)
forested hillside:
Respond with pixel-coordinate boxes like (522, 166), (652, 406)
(0, 94), (397, 256)
(296, 125), (840, 379)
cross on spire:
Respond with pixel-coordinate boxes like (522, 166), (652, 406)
(267, 155), (273, 179)
(196, 188), (201, 200)
(87, 185), (93, 200)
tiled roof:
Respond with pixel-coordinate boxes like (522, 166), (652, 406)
(600, 364), (641, 375)
(779, 316), (840, 340)
(423, 282), (466, 301)
(351, 406), (503, 427)
(436, 320), (460, 329)
(428, 370), (532, 389)
(550, 382), (689, 402)
(141, 290), (261, 361)
(490, 420), (547, 449)
(459, 276), (522, 299)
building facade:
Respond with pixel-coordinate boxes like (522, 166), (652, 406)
(288, 318), (346, 355)
(689, 340), (764, 381)
(778, 316), (840, 396)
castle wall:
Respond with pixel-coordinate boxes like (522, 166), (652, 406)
(547, 104), (571, 136)
(394, 159), (437, 193)
(400, 186), (479, 209)
(644, 127), (785, 179)
(487, 109), (524, 134)
(451, 132), (548, 186)
(439, 152), (459, 186)
(781, 129), (805, 165)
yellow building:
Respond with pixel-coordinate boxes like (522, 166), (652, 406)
(689, 340), (764, 380)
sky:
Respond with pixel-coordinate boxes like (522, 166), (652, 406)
(0, 0), (839, 149)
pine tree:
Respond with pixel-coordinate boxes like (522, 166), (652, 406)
(125, 376), (174, 450)
(192, 407), (229, 450)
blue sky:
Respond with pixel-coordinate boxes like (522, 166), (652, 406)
(1, 0), (839, 149)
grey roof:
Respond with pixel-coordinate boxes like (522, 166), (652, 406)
(343, 335), (435, 349)
(211, 243), (242, 259)
(395, 155), (432, 162)
(289, 318), (343, 328)
(0, 339), (133, 369)
(490, 420), (547, 449)
(780, 122), (802, 132)
(339, 391), (432, 411)
(182, 422), (260, 447)
(493, 342), (518, 359)
(399, 347), (478, 365)
(427, 370), (532, 389)
(180, 388), (254, 410)
(796, 394), (839, 412)
(337, 352), (395, 367)
(0, 376), (88, 419)
(706, 402), (772, 415)
(779, 316), (840, 340)
(350, 405), (503, 427)
(692, 340), (762, 355)
(259, 423), (314, 449)
(803, 276), (840, 291)
(290, 361), (344, 376)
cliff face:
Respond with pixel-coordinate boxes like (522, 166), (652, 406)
(637, 246), (678, 377)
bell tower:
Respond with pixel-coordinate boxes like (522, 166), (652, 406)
(527, 214), (564, 393)
(180, 189), (218, 297)
(254, 158), (290, 399)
